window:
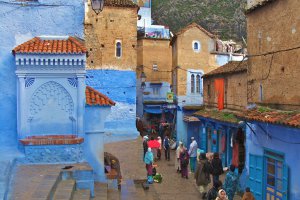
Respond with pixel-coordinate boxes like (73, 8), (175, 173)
(207, 84), (210, 97)
(189, 72), (203, 95)
(153, 64), (158, 71)
(196, 74), (201, 94)
(191, 74), (195, 93)
(193, 40), (201, 52)
(153, 87), (160, 95)
(115, 40), (122, 58)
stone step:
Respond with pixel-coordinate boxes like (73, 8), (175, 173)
(53, 179), (75, 200)
(72, 189), (90, 200)
(28, 174), (59, 200)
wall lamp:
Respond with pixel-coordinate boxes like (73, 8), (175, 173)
(91, 0), (105, 15)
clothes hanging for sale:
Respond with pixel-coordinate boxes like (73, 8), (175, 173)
(232, 143), (239, 167)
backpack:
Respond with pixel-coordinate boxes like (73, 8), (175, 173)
(164, 138), (169, 148)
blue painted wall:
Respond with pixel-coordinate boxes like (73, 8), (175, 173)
(86, 70), (138, 136)
(0, 0), (84, 155)
(246, 122), (300, 200)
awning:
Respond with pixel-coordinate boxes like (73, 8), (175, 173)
(144, 105), (162, 114)
(183, 115), (200, 122)
(144, 108), (162, 114)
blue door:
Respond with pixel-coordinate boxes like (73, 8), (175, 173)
(248, 154), (263, 199)
(218, 129), (226, 166)
(264, 150), (288, 200)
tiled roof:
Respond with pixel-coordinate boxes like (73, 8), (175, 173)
(193, 109), (240, 124)
(237, 108), (300, 128)
(175, 22), (215, 38)
(12, 36), (87, 55)
(203, 61), (247, 78)
(105, 0), (138, 8)
(86, 86), (116, 106)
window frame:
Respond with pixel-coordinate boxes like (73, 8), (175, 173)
(115, 40), (122, 58)
(192, 40), (201, 52)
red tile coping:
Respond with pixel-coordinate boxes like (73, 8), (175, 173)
(12, 36), (87, 55)
(86, 86), (116, 106)
(237, 109), (300, 128)
(19, 135), (84, 146)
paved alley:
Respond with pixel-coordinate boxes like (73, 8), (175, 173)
(104, 137), (242, 200)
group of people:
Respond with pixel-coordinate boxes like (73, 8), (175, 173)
(143, 135), (173, 183)
(143, 135), (255, 199)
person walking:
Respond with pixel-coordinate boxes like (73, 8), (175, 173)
(144, 147), (154, 183)
(188, 137), (198, 173)
(157, 136), (162, 160)
(143, 135), (149, 159)
(216, 189), (229, 200)
(180, 148), (189, 179)
(211, 152), (224, 184)
(194, 153), (211, 199)
(175, 141), (185, 173)
(163, 135), (170, 161)
(242, 187), (255, 200)
(206, 180), (222, 200)
(223, 165), (239, 200)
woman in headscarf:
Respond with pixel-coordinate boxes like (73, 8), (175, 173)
(179, 148), (189, 179)
(223, 165), (239, 200)
(144, 147), (154, 177)
(175, 141), (185, 173)
(216, 189), (229, 200)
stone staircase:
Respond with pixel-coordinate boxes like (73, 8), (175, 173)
(8, 164), (96, 200)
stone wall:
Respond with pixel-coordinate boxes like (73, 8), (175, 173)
(137, 38), (172, 83)
(247, 0), (300, 110)
(204, 72), (248, 111)
(85, 4), (138, 70)
(173, 26), (219, 97)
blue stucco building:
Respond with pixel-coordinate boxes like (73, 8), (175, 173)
(241, 110), (300, 200)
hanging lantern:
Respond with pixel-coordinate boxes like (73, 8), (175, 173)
(91, 0), (105, 15)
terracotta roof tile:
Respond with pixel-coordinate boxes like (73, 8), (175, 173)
(86, 86), (116, 106)
(12, 36), (87, 55)
(203, 61), (248, 78)
(104, 0), (138, 8)
(237, 108), (300, 128)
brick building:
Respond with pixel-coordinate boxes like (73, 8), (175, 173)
(246, 0), (300, 110)
(203, 61), (248, 111)
(85, 0), (138, 70)
(243, 0), (300, 199)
